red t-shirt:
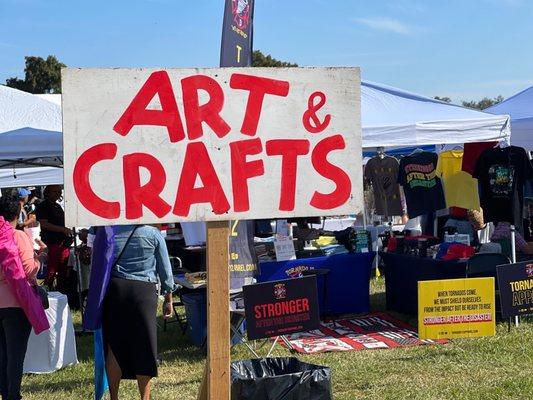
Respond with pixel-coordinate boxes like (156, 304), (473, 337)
(462, 142), (497, 175)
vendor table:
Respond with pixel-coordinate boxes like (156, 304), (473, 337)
(23, 292), (78, 374)
(258, 252), (375, 315)
(380, 252), (467, 315)
(174, 274), (206, 290)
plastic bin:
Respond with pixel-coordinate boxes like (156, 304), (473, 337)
(231, 357), (332, 400)
(182, 292), (207, 347)
(182, 292), (248, 347)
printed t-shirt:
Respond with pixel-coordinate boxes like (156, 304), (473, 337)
(436, 150), (480, 210)
(397, 152), (446, 218)
(473, 146), (533, 224)
(35, 200), (67, 244)
(364, 156), (403, 217)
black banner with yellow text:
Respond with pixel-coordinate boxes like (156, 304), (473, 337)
(497, 261), (533, 318)
(220, 0), (254, 67)
(221, 0), (257, 290)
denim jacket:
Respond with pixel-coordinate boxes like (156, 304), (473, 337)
(111, 225), (176, 295)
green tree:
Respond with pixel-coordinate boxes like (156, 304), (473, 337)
(252, 50), (298, 67)
(6, 55), (66, 94)
(462, 95), (504, 110)
(434, 96), (452, 103)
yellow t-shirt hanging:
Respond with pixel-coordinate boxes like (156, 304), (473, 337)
(436, 150), (480, 210)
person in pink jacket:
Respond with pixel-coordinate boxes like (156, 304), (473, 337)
(0, 195), (48, 400)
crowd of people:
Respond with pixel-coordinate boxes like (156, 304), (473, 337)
(0, 185), (176, 400)
(2, 180), (530, 400)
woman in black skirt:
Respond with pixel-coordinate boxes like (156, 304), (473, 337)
(102, 225), (175, 400)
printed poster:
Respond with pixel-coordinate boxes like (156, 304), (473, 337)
(418, 278), (496, 340)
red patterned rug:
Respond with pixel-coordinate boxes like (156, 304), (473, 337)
(279, 312), (447, 354)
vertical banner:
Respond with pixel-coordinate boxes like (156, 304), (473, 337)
(221, 0), (256, 289)
(220, 0), (254, 68)
(228, 220), (258, 283)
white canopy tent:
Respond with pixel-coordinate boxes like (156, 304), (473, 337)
(0, 167), (63, 188)
(0, 85), (61, 133)
(0, 82), (511, 187)
(361, 81), (510, 148)
(485, 86), (533, 150)
(0, 86), (63, 188)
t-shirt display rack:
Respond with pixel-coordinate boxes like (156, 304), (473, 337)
(363, 141), (533, 273)
(363, 147), (402, 269)
(365, 141), (531, 329)
(364, 147), (404, 219)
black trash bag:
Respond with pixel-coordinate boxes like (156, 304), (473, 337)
(231, 357), (332, 400)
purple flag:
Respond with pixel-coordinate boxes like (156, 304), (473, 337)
(83, 226), (115, 331)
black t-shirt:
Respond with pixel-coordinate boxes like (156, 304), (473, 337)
(473, 146), (533, 224)
(364, 156), (403, 217)
(35, 200), (67, 244)
(397, 151), (446, 218)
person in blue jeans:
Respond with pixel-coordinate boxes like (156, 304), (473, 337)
(102, 225), (176, 400)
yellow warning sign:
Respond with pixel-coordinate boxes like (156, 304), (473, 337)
(418, 278), (496, 340)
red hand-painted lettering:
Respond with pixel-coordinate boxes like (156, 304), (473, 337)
(173, 142), (230, 216)
(266, 139), (310, 211)
(123, 153), (172, 219)
(230, 74), (290, 136)
(230, 138), (265, 212)
(181, 75), (231, 140)
(113, 71), (186, 143)
(73, 143), (120, 219)
(310, 135), (351, 209)
(302, 91), (331, 134)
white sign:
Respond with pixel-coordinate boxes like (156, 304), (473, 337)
(62, 67), (362, 226)
(274, 237), (297, 261)
(275, 219), (291, 237)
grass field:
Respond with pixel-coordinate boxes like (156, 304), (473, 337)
(22, 278), (533, 400)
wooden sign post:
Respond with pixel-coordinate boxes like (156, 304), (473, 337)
(206, 221), (230, 399)
(61, 67), (362, 400)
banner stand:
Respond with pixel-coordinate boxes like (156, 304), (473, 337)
(197, 221), (231, 400)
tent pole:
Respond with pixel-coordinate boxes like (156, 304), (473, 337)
(510, 225), (519, 327)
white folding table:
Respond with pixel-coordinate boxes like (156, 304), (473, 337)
(23, 292), (78, 374)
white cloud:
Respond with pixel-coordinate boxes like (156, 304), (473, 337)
(354, 17), (412, 35)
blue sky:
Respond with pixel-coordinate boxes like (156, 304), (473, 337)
(1, 0), (532, 103)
